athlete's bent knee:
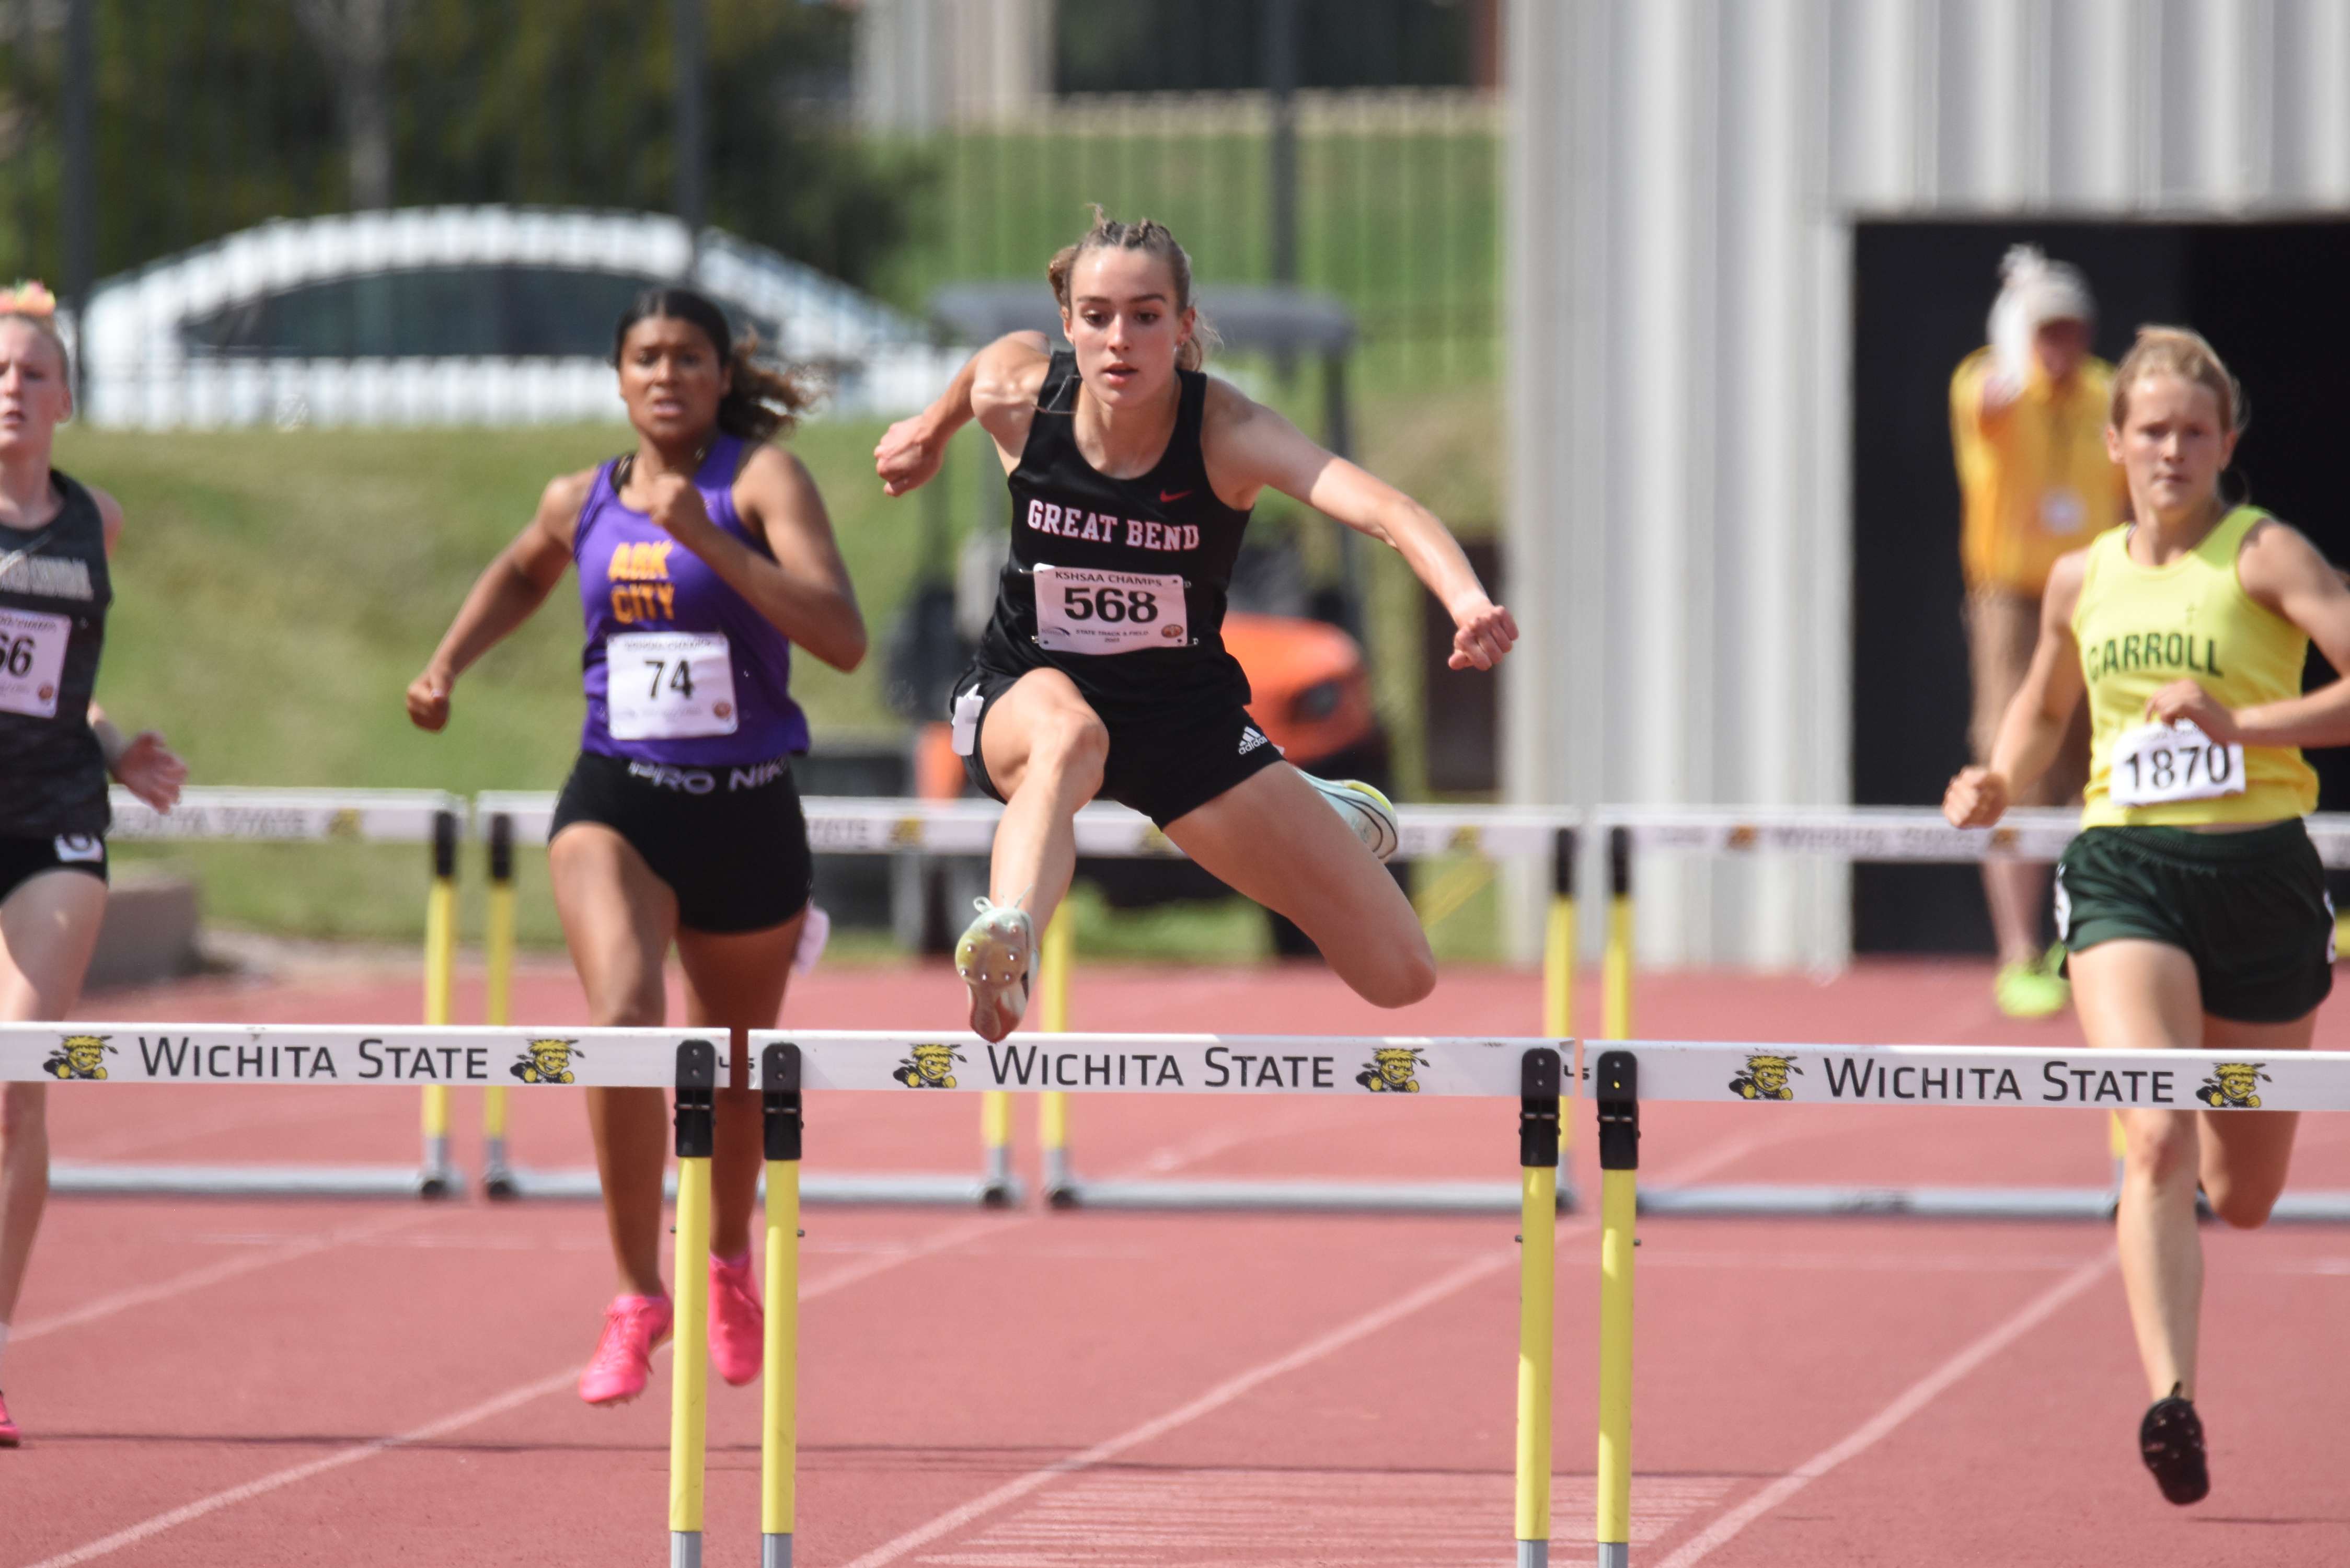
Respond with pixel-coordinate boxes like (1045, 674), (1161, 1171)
(591, 982), (666, 1030)
(1354, 933), (1437, 1009)
(1029, 708), (1110, 788)
(2202, 1178), (2279, 1230)
(2124, 1122), (2197, 1191)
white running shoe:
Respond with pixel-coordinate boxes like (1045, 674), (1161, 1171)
(955, 896), (1034, 1042)
(1308, 775), (1401, 862)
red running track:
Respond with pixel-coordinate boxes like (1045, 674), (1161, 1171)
(7, 956), (2349, 1566)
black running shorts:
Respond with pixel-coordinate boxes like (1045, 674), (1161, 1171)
(950, 663), (1285, 829)
(0, 832), (109, 903)
(550, 752), (813, 934)
(2055, 821), (2334, 1024)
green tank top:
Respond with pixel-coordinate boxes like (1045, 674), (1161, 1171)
(2073, 505), (2318, 827)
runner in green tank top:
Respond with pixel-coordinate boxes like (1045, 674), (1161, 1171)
(1945, 327), (2350, 1507)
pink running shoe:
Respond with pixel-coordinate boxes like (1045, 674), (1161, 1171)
(0, 1388), (18, 1447)
(709, 1250), (764, 1387)
(578, 1294), (673, 1406)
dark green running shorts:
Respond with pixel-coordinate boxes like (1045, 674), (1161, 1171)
(2054, 821), (2335, 1024)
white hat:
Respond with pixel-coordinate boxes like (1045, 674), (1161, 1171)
(1994, 245), (2094, 329)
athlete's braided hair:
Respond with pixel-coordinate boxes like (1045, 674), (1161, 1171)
(1046, 207), (1220, 372)
(612, 287), (821, 444)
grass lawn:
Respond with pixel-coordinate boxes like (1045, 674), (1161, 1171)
(59, 378), (1502, 955)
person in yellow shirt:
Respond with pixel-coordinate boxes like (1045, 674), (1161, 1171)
(1946, 327), (2349, 1507)
(1950, 247), (2127, 1017)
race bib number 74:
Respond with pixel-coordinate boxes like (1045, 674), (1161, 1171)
(606, 631), (739, 740)
(2107, 719), (2247, 808)
(1034, 566), (1188, 655)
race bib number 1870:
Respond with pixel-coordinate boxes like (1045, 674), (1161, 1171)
(1034, 566), (1188, 655)
(2107, 719), (2247, 808)
(0, 607), (70, 719)
(606, 631), (739, 740)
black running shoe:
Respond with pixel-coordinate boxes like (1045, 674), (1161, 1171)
(2139, 1383), (2209, 1505)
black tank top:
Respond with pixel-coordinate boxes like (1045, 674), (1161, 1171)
(0, 471), (113, 837)
(976, 352), (1254, 718)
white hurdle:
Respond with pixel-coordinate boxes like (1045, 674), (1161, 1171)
(52, 787), (470, 1198)
(477, 793), (1584, 1215)
(1593, 804), (2350, 1222)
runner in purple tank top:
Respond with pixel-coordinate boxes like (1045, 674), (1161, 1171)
(408, 289), (865, 1407)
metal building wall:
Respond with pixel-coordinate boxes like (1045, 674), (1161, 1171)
(1505, 0), (2350, 968)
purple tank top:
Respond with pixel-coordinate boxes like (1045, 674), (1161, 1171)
(575, 434), (810, 765)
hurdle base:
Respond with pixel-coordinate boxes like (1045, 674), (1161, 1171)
(1055, 1177), (1576, 1215)
(671, 1529), (701, 1568)
(1595, 1543), (1626, 1568)
(763, 1532), (793, 1567)
(1638, 1183), (2115, 1219)
(480, 1165), (1019, 1207)
(53, 1161), (452, 1200)
(1515, 1540), (1548, 1568)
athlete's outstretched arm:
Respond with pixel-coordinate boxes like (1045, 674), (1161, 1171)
(1202, 384), (1514, 671)
(642, 446), (867, 673)
(406, 472), (585, 732)
(1945, 551), (2089, 827)
(2147, 521), (2350, 748)
(873, 332), (1052, 495)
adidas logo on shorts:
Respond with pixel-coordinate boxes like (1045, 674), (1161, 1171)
(1237, 727), (1270, 756)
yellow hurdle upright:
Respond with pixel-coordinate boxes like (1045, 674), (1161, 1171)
(418, 808), (461, 1196)
(669, 1039), (717, 1568)
(1592, 1050), (1641, 1568)
(1515, 1046), (1563, 1568)
(1544, 827), (1579, 1194)
(1038, 904), (1074, 1203)
(1601, 827), (1634, 1041)
(762, 1043), (803, 1568)
(480, 811), (519, 1197)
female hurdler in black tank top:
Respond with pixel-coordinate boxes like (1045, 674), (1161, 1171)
(0, 471), (112, 839)
(976, 351), (1252, 720)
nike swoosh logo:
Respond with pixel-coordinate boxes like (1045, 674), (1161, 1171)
(1159, 489), (1193, 503)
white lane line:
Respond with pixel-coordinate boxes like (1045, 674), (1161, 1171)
(14, 1209), (438, 1344)
(18, 1361), (588, 1568)
(833, 1131), (1791, 1568)
(1650, 1247), (2118, 1568)
(14, 1209), (1023, 1568)
(834, 1250), (1520, 1568)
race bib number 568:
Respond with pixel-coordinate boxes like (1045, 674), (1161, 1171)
(1034, 566), (1187, 655)
(2108, 719), (2247, 808)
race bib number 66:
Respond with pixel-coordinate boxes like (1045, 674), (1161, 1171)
(2108, 718), (2247, 808)
(1034, 566), (1188, 655)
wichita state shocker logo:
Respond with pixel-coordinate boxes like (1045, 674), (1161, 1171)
(43, 1033), (116, 1080)
(893, 1043), (965, 1088)
(511, 1039), (584, 1084)
(1729, 1052), (1802, 1101)
(1355, 1045), (1428, 1093)
(2196, 1062), (2271, 1109)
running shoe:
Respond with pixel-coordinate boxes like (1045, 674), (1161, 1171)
(2139, 1383), (2209, 1505)
(1994, 952), (2070, 1019)
(0, 1388), (17, 1447)
(578, 1293), (674, 1407)
(1308, 775), (1401, 862)
(955, 896), (1034, 1043)
(709, 1250), (764, 1387)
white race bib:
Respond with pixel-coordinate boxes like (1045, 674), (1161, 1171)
(1033, 566), (1188, 655)
(606, 631), (739, 740)
(0, 607), (71, 719)
(2107, 719), (2247, 808)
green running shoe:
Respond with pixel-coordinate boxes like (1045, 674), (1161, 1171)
(955, 896), (1033, 1043)
(1994, 955), (2070, 1019)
